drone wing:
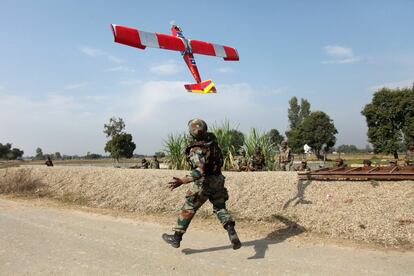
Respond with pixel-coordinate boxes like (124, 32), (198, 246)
(190, 40), (239, 61)
(111, 24), (186, 52)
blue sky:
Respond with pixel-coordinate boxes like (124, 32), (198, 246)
(1, 1), (413, 155)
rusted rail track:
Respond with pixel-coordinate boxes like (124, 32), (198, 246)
(298, 166), (414, 181)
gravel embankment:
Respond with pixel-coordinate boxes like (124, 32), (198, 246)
(1, 166), (413, 247)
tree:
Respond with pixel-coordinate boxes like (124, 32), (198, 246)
(103, 117), (136, 161)
(296, 111), (338, 159)
(0, 143), (12, 159)
(336, 144), (359, 154)
(154, 151), (166, 158)
(54, 152), (62, 159)
(361, 86), (414, 158)
(103, 117), (126, 137)
(286, 97), (314, 153)
(288, 97), (300, 130)
(85, 152), (103, 159)
(10, 148), (24, 159)
(35, 147), (44, 160)
(104, 134), (136, 161)
(298, 98), (311, 123)
(287, 97), (311, 131)
(266, 129), (284, 148)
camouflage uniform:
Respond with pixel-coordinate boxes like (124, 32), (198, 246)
(237, 153), (249, 171)
(279, 143), (293, 171)
(173, 134), (234, 233)
(140, 158), (149, 169)
(250, 148), (265, 171)
(334, 158), (347, 168)
(405, 145), (414, 166)
(295, 161), (310, 172)
(163, 119), (240, 250)
(150, 157), (160, 169)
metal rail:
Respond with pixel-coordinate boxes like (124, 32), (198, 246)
(297, 166), (414, 181)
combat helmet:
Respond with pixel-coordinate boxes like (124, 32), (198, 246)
(188, 118), (208, 139)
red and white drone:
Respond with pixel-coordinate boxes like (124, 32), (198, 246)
(110, 24), (239, 94)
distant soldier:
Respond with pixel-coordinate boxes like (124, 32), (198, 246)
(237, 150), (249, 172)
(162, 119), (241, 250)
(45, 156), (54, 167)
(405, 144), (414, 166)
(150, 156), (160, 169)
(250, 147), (266, 171)
(140, 158), (149, 169)
(296, 160), (310, 172)
(362, 159), (372, 167)
(389, 160), (398, 167)
(279, 141), (293, 171)
(334, 158), (347, 168)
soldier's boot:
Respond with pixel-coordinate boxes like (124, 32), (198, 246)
(162, 232), (183, 248)
(225, 223), (242, 250)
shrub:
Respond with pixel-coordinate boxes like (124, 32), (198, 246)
(0, 168), (46, 195)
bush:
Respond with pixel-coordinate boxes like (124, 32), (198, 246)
(0, 168), (46, 195)
(163, 133), (189, 170)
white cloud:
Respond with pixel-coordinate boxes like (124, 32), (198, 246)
(0, 85), (4, 91)
(369, 80), (413, 92)
(106, 66), (135, 73)
(217, 67), (234, 73)
(80, 47), (105, 57)
(107, 55), (122, 64)
(79, 46), (122, 64)
(63, 83), (88, 90)
(324, 46), (353, 58)
(322, 45), (361, 64)
(149, 60), (182, 75)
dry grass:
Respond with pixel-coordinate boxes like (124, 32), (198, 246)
(1, 166), (413, 248)
(0, 168), (46, 195)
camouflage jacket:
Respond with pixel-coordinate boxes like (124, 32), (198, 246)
(250, 153), (265, 170)
(237, 156), (248, 167)
(185, 133), (223, 181)
(150, 160), (160, 169)
(279, 147), (292, 163)
(405, 150), (414, 166)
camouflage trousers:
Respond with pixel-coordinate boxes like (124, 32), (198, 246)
(279, 160), (293, 171)
(173, 174), (234, 234)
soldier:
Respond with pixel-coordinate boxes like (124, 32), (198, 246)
(334, 158), (347, 168)
(140, 158), (149, 169)
(296, 160), (310, 172)
(405, 144), (414, 166)
(250, 147), (266, 171)
(279, 141), (293, 171)
(150, 156), (160, 169)
(162, 119), (241, 250)
(237, 150), (249, 172)
(362, 159), (372, 167)
(389, 160), (398, 167)
(45, 156), (54, 167)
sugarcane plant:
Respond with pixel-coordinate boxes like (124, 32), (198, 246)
(211, 120), (241, 171)
(163, 133), (189, 170)
(242, 128), (279, 170)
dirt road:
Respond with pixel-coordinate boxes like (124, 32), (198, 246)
(0, 198), (413, 275)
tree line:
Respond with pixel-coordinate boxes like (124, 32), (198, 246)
(0, 143), (24, 160)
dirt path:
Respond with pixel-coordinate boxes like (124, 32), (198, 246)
(0, 198), (413, 275)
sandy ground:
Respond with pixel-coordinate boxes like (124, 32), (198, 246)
(1, 197), (413, 276)
(1, 167), (414, 247)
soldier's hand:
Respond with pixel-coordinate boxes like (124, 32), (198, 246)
(168, 177), (186, 191)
